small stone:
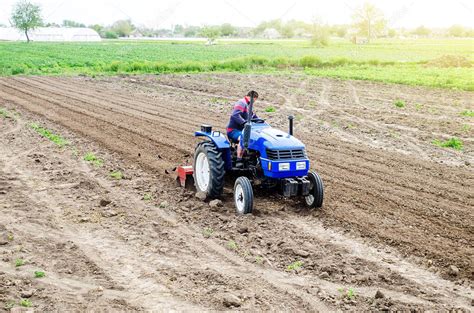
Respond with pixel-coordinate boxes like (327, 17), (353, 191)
(195, 192), (207, 201)
(319, 271), (330, 279)
(222, 294), (241, 307)
(99, 199), (111, 207)
(20, 289), (35, 298)
(79, 217), (90, 223)
(209, 199), (223, 208)
(159, 201), (169, 208)
(448, 265), (459, 276)
(374, 290), (385, 299)
(345, 267), (356, 275)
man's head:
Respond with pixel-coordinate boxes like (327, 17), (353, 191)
(247, 90), (259, 100)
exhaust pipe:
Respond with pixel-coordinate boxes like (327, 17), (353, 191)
(288, 115), (294, 136)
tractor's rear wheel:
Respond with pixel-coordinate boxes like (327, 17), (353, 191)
(193, 141), (225, 198)
(304, 171), (324, 208)
(234, 176), (253, 214)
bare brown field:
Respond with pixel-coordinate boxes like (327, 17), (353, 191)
(0, 74), (472, 311)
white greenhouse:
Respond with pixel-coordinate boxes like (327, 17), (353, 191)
(0, 27), (101, 42)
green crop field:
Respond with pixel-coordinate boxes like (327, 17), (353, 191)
(0, 38), (472, 90)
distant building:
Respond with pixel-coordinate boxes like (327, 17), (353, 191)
(0, 27), (101, 42)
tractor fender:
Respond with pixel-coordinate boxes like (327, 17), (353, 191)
(195, 131), (232, 170)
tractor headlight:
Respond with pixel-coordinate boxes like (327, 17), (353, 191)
(278, 163), (290, 171)
(296, 162), (306, 170)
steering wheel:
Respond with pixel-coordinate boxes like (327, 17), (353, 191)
(251, 118), (266, 124)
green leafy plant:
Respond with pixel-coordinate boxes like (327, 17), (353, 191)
(20, 299), (32, 307)
(110, 171), (123, 180)
(83, 152), (103, 167)
(415, 103), (423, 111)
(34, 271), (45, 278)
(210, 97), (227, 104)
(227, 240), (238, 250)
(143, 193), (152, 201)
(432, 137), (463, 150)
(461, 124), (471, 132)
(15, 258), (25, 267)
(203, 227), (214, 238)
(300, 55), (323, 68)
(265, 106), (276, 113)
(0, 108), (11, 118)
(394, 99), (405, 108)
(338, 287), (356, 300)
(4, 300), (15, 310)
(7, 233), (14, 241)
(287, 260), (303, 271)
(30, 123), (69, 147)
(460, 110), (474, 117)
(255, 256), (263, 264)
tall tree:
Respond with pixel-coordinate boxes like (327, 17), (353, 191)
(199, 26), (220, 44)
(10, 0), (42, 42)
(352, 2), (386, 42)
(412, 25), (431, 37)
(448, 25), (466, 37)
(220, 23), (236, 37)
(111, 19), (135, 37)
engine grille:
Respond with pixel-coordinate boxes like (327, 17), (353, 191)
(266, 149), (306, 160)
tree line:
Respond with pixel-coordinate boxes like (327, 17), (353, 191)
(6, 0), (474, 43)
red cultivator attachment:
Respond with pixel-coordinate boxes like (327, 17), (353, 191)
(176, 165), (194, 189)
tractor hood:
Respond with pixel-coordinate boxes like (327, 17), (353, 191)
(249, 124), (305, 151)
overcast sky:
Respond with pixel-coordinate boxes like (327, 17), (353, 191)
(0, 0), (472, 29)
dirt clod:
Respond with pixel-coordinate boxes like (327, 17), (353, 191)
(238, 226), (249, 234)
(448, 265), (459, 276)
(209, 199), (223, 208)
(20, 289), (35, 298)
(294, 249), (310, 258)
(319, 271), (330, 279)
(101, 210), (118, 218)
(195, 192), (207, 201)
(222, 294), (241, 307)
(375, 290), (385, 299)
(99, 199), (111, 207)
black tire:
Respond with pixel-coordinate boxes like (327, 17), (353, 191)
(234, 176), (254, 214)
(193, 141), (225, 198)
(304, 171), (324, 208)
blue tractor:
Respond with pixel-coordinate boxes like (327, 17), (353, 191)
(192, 92), (323, 214)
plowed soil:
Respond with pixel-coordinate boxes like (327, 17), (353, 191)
(0, 74), (472, 311)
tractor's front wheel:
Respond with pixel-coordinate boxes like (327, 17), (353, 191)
(234, 176), (254, 214)
(304, 171), (324, 208)
(193, 141), (225, 198)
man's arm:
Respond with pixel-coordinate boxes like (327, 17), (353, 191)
(230, 105), (247, 126)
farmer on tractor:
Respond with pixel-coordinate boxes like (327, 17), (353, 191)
(227, 91), (259, 165)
